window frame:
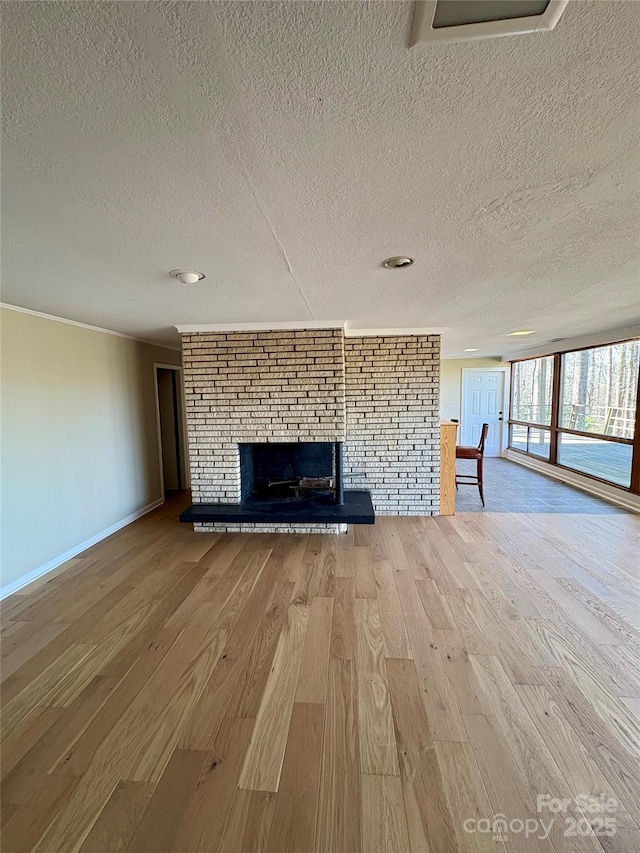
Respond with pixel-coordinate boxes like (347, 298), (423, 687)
(508, 339), (640, 494)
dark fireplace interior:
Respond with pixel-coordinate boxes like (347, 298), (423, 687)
(239, 442), (342, 504)
(180, 439), (373, 524)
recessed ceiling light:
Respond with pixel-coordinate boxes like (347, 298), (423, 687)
(382, 256), (415, 269)
(463, 348), (480, 352)
(507, 330), (535, 336)
(170, 269), (205, 285)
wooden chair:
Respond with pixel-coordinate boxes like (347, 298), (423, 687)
(455, 423), (489, 506)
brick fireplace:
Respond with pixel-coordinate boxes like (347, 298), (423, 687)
(179, 327), (440, 532)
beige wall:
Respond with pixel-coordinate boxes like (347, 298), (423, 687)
(440, 358), (503, 421)
(0, 308), (180, 592)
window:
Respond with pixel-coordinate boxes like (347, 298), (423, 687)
(509, 423), (528, 453)
(509, 355), (553, 463)
(528, 428), (551, 461)
(560, 342), (638, 438)
(509, 339), (640, 493)
(507, 424), (551, 459)
(557, 434), (632, 488)
(511, 356), (553, 425)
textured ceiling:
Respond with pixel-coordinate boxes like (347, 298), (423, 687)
(2, 0), (639, 356)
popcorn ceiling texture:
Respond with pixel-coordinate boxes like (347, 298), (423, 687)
(182, 328), (440, 532)
(3, 2), (639, 356)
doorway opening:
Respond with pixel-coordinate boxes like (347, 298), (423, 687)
(154, 363), (188, 499)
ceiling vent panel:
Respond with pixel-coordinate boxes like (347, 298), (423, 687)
(411, 0), (569, 45)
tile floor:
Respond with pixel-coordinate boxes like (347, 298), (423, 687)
(455, 457), (626, 513)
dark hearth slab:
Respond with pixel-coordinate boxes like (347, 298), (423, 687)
(179, 490), (375, 525)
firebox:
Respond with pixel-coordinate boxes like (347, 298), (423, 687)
(239, 441), (344, 505)
(180, 439), (373, 526)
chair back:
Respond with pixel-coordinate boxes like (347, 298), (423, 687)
(478, 423), (489, 454)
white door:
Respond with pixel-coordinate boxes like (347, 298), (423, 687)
(461, 370), (505, 456)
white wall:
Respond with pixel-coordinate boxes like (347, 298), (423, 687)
(440, 357), (502, 421)
(0, 308), (181, 593)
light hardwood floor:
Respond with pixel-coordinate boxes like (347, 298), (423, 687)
(1, 495), (639, 852)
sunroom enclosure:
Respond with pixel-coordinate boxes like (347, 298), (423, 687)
(509, 339), (640, 493)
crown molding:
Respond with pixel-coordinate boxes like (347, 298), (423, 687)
(176, 321), (446, 337)
(176, 321), (344, 333)
(2, 306), (446, 347)
(1, 303), (181, 351)
(344, 326), (447, 337)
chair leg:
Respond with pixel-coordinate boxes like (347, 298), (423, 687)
(477, 456), (485, 507)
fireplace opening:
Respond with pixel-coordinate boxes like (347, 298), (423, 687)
(239, 442), (343, 505)
(180, 438), (372, 525)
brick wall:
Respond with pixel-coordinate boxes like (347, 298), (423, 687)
(182, 328), (346, 532)
(181, 328), (440, 531)
(344, 336), (440, 515)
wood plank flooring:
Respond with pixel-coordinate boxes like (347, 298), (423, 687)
(1, 495), (639, 852)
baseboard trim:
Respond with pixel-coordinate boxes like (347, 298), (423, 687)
(504, 450), (640, 513)
(0, 498), (164, 600)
